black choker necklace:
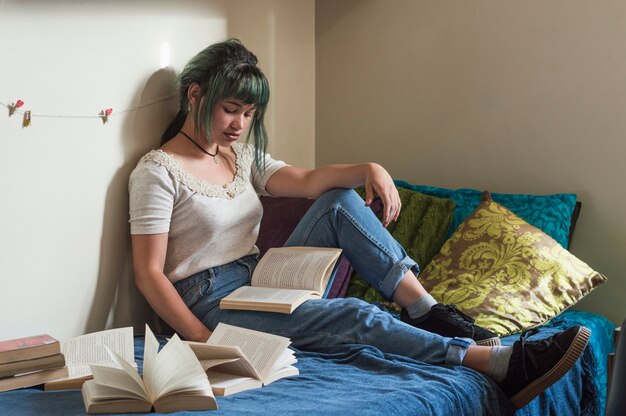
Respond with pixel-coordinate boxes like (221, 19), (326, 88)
(179, 131), (219, 164)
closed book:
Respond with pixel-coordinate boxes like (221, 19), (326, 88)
(0, 366), (69, 393)
(0, 334), (61, 364)
(0, 353), (66, 378)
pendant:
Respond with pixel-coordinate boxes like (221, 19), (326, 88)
(213, 155), (219, 164)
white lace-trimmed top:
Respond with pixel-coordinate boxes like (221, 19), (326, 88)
(128, 142), (288, 283)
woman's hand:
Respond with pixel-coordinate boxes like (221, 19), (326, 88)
(364, 163), (401, 227)
(265, 162), (401, 226)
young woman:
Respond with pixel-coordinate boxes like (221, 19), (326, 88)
(129, 39), (590, 409)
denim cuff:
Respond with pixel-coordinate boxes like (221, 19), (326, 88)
(378, 255), (420, 300)
(445, 337), (475, 366)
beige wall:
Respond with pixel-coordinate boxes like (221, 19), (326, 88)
(0, 0), (314, 340)
(227, 1), (316, 167)
(316, 0), (626, 324)
(2, 0), (622, 342)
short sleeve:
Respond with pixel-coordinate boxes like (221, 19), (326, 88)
(250, 151), (288, 196)
(128, 162), (175, 235)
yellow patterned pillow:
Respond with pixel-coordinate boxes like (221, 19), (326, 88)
(419, 191), (607, 336)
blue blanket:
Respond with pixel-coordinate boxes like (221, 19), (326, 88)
(0, 310), (614, 416)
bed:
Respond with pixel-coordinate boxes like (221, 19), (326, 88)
(0, 309), (615, 416)
(0, 181), (616, 415)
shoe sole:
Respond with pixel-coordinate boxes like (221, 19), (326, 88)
(476, 337), (501, 346)
(510, 326), (591, 409)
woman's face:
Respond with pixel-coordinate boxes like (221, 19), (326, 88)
(210, 98), (256, 146)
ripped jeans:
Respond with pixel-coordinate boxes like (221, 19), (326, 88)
(174, 188), (473, 366)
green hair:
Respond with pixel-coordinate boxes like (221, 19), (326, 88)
(161, 39), (270, 170)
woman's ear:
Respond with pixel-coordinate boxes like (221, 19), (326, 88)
(187, 83), (201, 107)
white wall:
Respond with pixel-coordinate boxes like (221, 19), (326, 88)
(316, 0), (626, 324)
(0, 0), (315, 340)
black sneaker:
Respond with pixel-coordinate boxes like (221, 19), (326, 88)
(400, 303), (501, 346)
(500, 325), (591, 409)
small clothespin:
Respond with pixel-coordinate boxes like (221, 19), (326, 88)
(100, 108), (113, 124)
(8, 100), (24, 117)
(22, 111), (31, 128)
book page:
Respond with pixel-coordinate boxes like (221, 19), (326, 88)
(185, 342), (259, 378)
(81, 380), (146, 401)
(208, 323), (290, 381)
(60, 327), (134, 379)
(223, 286), (318, 304)
(149, 332), (210, 400)
(252, 247), (341, 292)
(206, 370), (262, 395)
(90, 360), (147, 401)
(141, 324), (159, 400)
(262, 365), (299, 386)
(270, 348), (297, 373)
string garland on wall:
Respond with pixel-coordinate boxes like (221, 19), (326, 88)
(0, 92), (177, 128)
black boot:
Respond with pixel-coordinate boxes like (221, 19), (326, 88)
(400, 303), (501, 346)
(500, 325), (590, 409)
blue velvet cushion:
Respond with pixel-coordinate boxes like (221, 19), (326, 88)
(394, 180), (577, 249)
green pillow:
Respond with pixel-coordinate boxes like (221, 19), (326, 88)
(346, 187), (455, 310)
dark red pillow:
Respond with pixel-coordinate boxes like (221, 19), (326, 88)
(257, 197), (315, 256)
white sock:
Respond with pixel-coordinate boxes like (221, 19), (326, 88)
(405, 293), (438, 319)
(485, 346), (514, 382)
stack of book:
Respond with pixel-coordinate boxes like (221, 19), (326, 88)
(0, 334), (68, 392)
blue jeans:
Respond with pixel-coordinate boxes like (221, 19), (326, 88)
(174, 188), (473, 366)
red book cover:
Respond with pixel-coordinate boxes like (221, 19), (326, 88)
(0, 334), (60, 363)
(0, 334), (57, 353)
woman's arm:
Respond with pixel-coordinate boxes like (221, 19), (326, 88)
(265, 163), (401, 227)
(131, 233), (212, 342)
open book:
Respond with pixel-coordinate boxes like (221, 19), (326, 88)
(81, 325), (217, 414)
(186, 323), (299, 396)
(220, 247), (342, 313)
(44, 327), (135, 390)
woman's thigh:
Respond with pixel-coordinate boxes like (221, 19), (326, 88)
(173, 255), (255, 325)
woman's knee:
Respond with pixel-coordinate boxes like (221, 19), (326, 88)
(315, 188), (362, 211)
(329, 297), (381, 320)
